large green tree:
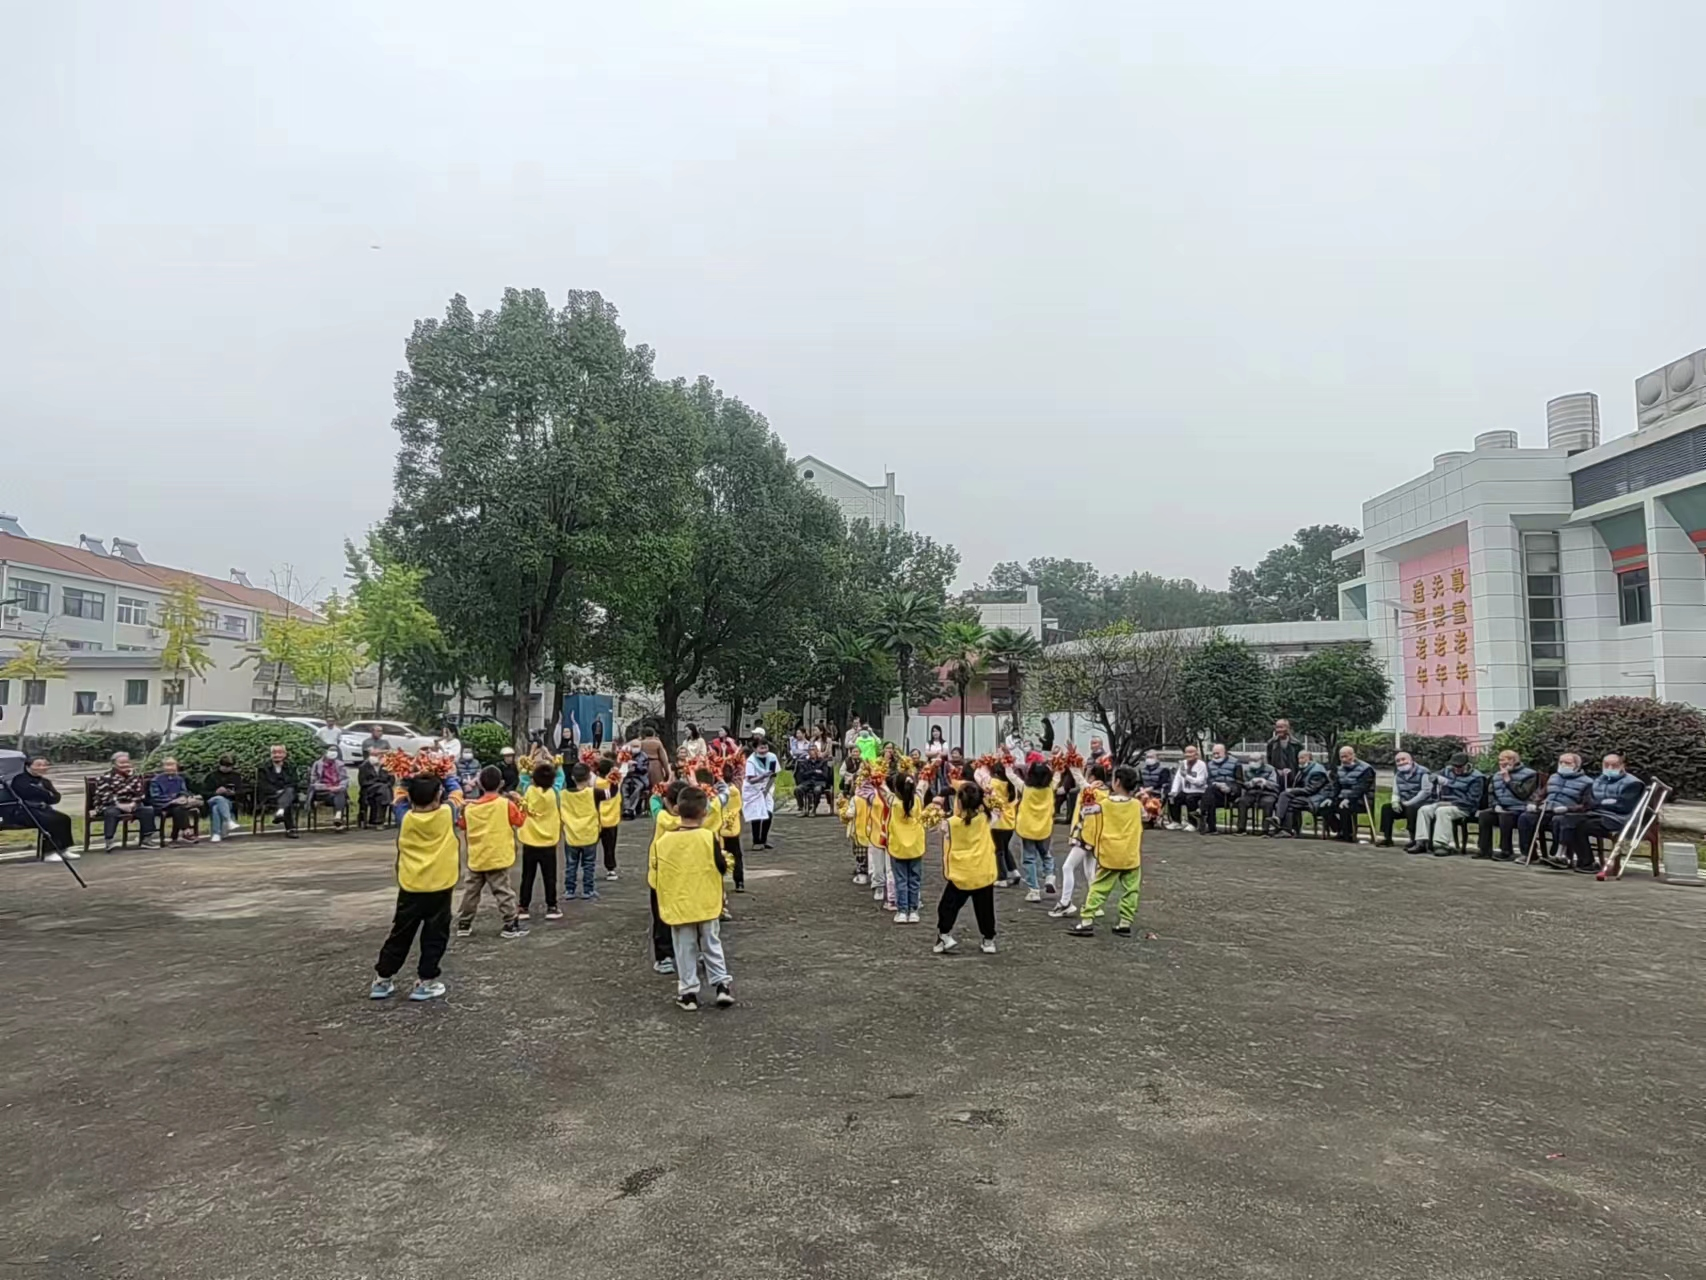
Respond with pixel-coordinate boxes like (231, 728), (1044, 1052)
(871, 588), (944, 748)
(595, 378), (843, 747)
(983, 625), (1043, 735)
(345, 537), (442, 718)
(1179, 632), (1272, 747)
(1270, 643), (1389, 754)
(382, 289), (692, 744)
(936, 618), (990, 751)
(1034, 622), (1193, 762)
(1228, 524), (1362, 622)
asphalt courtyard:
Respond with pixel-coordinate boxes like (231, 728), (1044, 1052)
(3, 814), (1704, 1280)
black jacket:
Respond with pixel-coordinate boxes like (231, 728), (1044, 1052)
(202, 766), (247, 802)
(794, 758), (832, 789)
(2, 772), (60, 815)
(1266, 736), (1301, 774)
(257, 762), (299, 803)
(497, 761), (520, 792)
(358, 760), (395, 793)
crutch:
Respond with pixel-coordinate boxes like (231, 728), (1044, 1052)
(1599, 780), (1668, 881)
(1521, 805), (1549, 867)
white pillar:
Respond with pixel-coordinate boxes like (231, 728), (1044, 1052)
(1646, 495), (1706, 705)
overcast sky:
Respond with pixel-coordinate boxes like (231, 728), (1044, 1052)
(5, 1), (1704, 600)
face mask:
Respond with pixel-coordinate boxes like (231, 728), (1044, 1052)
(1603, 768), (1623, 778)
(462, 751), (474, 760)
(1145, 757), (1158, 767)
(324, 750), (337, 760)
(1558, 766), (1579, 777)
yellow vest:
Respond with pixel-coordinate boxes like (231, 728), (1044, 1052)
(944, 812), (997, 889)
(1017, 782), (1055, 840)
(886, 799), (926, 860)
(1096, 795), (1143, 869)
(853, 795), (879, 845)
(651, 826), (723, 925)
(720, 786), (743, 838)
(558, 786), (601, 846)
(598, 779), (622, 828)
(395, 806), (459, 892)
(703, 791), (724, 837)
(647, 809), (680, 887)
(518, 785), (561, 846)
(464, 796), (518, 872)
(986, 780), (1014, 831)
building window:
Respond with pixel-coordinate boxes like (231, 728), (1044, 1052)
(162, 678), (184, 706)
(1522, 532), (1568, 709)
(63, 640), (102, 651)
(62, 587), (106, 621)
(0, 679), (8, 705)
(221, 614), (248, 637)
(1618, 568), (1651, 626)
(116, 644), (147, 652)
(23, 680), (46, 706)
(12, 579), (49, 613)
(116, 596), (150, 625)
(73, 690), (97, 715)
(125, 679), (149, 706)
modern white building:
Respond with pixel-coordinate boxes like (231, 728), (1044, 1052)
(0, 519), (320, 737)
(1330, 347), (1706, 748)
(794, 456), (906, 529)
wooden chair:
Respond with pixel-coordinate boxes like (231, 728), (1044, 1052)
(82, 773), (158, 852)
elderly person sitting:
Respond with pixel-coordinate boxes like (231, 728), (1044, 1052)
(147, 756), (203, 844)
(1409, 753), (1486, 856)
(310, 746), (350, 829)
(1517, 752), (1591, 865)
(257, 744), (301, 838)
(793, 745), (832, 815)
(1, 756), (76, 858)
(96, 751), (157, 851)
(1551, 753), (1644, 874)
(356, 747), (394, 829)
(1378, 751), (1434, 847)
(1476, 749), (1538, 860)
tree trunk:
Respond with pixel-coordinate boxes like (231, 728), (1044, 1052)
(727, 695), (745, 738)
(270, 665), (283, 712)
(457, 682), (468, 723)
(373, 651), (386, 716)
(509, 653), (532, 749)
(661, 680), (680, 752)
(957, 681), (968, 752)
(549, 666), (567, 747)
(324, 672), (334, 717)
(897, 650), (911, 749)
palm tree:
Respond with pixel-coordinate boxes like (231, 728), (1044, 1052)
(871, 590), (944, 749)
(983, 626), (1043, 736)
(936, 619), (990, 751)
(822, 627), (880, 739)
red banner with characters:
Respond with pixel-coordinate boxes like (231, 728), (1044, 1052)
(1398, 544), (1477, 742)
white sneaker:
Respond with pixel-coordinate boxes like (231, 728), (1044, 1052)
(605, 871), (619, 881)
(932, 933), (959, 954)
(210, 834), (222, 844)
(894, 910), (907, 924)
(853, 874), (869, 886)
(64, 850), (80, 860)
(1047, 903), (1072, 918)
(44, 853), (63, 862)
(1165, 821), (1180, 831)
(872, 886), (884, 901)
(907, 910), (920, 923)
(274, 808), (286, 822)
(1024, 889), (1042, 903)
(979, 938), (997, 954)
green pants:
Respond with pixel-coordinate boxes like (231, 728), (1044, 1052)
(1081, 866), (1141, 926)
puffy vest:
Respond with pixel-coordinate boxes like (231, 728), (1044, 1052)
(1334, 760), (1375, 801)
(1392, 764), (1432, 805)
(1206, 756), (1241, 789)
(1138, 762), (1172, 793)
(1543, 771), (1593, 810)
(1436, 769), (1485, 811)
(1489, 765), (1537, 812)
(1589, 772), (1644, 819)
(1297, 761), (1330, 795)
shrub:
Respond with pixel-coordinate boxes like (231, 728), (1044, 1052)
(1489, 707), (1559, 767)
(1534, 697), (1706, 799)
(0, 730), (164, 763)
(461, 720), (512, 765)
(761, 709), (795, 747)
(142, 719), (325, 785)
(1340, 731), (1467, 770)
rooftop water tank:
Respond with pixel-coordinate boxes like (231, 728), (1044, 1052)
(1546, 392), (1601, 454)
(1474, 430), (1519, 450)
(1433, 451), (1469, 468)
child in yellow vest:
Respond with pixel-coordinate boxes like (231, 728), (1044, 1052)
(1051, 761), (1110, 920)
(879, 772), (927, 924)
(559, 763), (605, 901)
(851, 766), (880, 888)
(935, 780), (1000, 955)
(719, 761), (745, 892)
(1068, 765), (1144, 937)
(651, 785), (735, 1010)
(984, 774), (1019, 887)
(454, 765), (528, 939)
(597, 757), (623, 881)
(517, 762), (563, 922)
(1007, 759), (1063, 903)
(371, 774), (461, 1001)
(647, 780), (686, 974)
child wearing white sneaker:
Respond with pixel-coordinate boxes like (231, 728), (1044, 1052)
(934, 780), (999, 956)
(1067, 765), (1144, 937)
(880, 772), (926, 924)
(1008, 759), (1063, 903)
(370, 774), (460, 1002)
(1051, 761), (1109, 919)
(652, 786), (735, 1011)
(853, 767), (881, 890)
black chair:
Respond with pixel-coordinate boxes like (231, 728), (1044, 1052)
(252, 770), (307, 836)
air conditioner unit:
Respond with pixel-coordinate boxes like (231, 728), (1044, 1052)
(1, 607), (17, 624)
(145, 627), (161, 639)
(94, 698), (115, 715)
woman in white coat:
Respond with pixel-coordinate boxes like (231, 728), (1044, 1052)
(743, 731), (781, 849)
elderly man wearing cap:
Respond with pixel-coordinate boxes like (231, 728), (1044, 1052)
(497, 745), (521, 793)
(1408, 752), (1487, 856)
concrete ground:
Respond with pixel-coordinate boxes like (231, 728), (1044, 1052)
(2, 816), (1704, 1280)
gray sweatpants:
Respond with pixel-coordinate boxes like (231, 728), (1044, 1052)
(456, 866), (519, 926)
(670, 919), (730, 997)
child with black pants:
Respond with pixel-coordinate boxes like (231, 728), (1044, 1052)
(598, 757), (622, 879)
(934, 780), (1000, 956)
(371, 774), (460, 1001)
(517, 762), (563, 921)
(648, 780), (687, 974)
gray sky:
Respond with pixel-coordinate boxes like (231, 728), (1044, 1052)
(5, 1), (1704, 599)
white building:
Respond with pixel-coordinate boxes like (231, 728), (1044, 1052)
(794, 456), (906, 529)
(0, 519), (319, 737)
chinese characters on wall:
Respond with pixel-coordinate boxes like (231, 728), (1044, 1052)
(1399, 545), (1477, 742)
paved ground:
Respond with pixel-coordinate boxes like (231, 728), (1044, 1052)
(3, 816), (1704, 1279)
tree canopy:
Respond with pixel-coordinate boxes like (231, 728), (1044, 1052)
(1228, 524), (1362, 623)
(1269, 644), (1389, 753)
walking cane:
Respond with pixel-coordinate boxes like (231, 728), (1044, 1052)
(1522, 805), (1547, 867)
(1363, 795), (1378, 846)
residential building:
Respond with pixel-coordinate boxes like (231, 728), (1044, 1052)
(794, 456), (906, 529)
(0, 521), (319, 737)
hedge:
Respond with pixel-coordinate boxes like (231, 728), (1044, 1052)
(0, 730), (165, 763)
(141, 720), (326, 784)
(461, 721), (512, 765)
(1339, 731), (1467, 770)
(1522, 697), (1706, 800)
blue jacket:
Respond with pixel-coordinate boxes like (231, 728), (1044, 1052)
(1589, 771), (1644, 820)
(1206, 755), (1242, 792)
(1241, 761), (1278, 791)
(1333, 760), (1376, 804)
(1138, 762), (1172, 794)
(1542, 771), (1592, 811)
(148, 773), (188, 805)
(1435, 768), (1485, 811)
(1296, 760), (1331, 803)
(1392, 763), (1433, 806)
(1489, 765), (1539, 812)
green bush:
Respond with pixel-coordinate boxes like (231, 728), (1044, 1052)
(761, 709), (795, 746)
(1340, 731), (1467, 770)
(1532, 697), (1706, 799)
(0, 729), (164, 763)
(142, 720), (325, 786)
(461, 720), (512, 765)
(1489, 707), (1559, 767)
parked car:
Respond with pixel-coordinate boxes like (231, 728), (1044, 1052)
(165, 710), (266, 741)
(338, 719), (439, 764)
